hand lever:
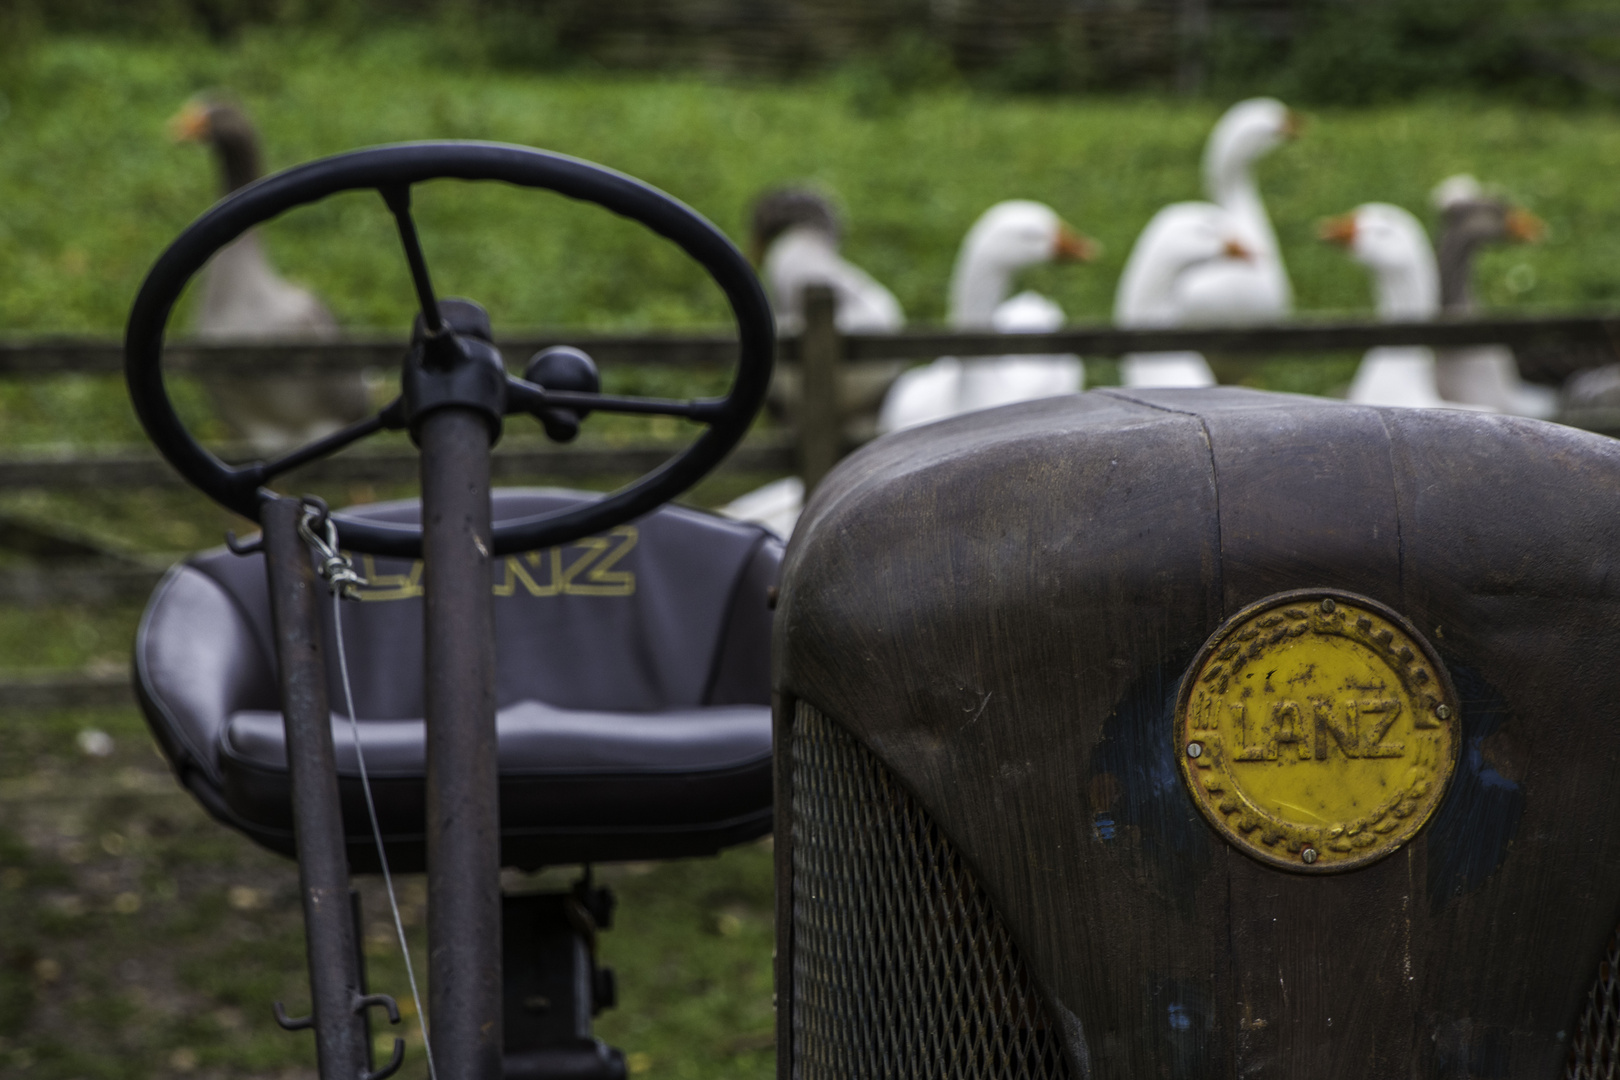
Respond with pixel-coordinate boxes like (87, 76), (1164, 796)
(522, 346), (601, 442)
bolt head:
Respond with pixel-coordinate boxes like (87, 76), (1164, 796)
(1435, 704), (1452, 721)
(1319, 598), (1337, 614)
(1186, 742), (1203, 759)
(1301, 847), (1319, 865)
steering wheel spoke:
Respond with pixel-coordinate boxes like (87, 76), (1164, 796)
(379, 185), (445, 336)
(248, 409), (395, 484)
(505, 378), (726, 425)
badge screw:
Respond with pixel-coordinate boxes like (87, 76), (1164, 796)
(1435, 704), (1452, 721)
(1186, 742), (1203, 759)
(1301, 847), (1319, 865)
(1319, 598), (1336, 614)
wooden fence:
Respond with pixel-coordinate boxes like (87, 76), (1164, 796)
(2, 296), (1617, 709)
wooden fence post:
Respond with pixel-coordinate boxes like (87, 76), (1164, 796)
(1176, 0), (1209, 96)
(799, 285), (842, 494)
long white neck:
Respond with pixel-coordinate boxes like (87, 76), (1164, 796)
(948, 244), (1016, 329)
(1205, 140), (1280, 264)
(1369, 250), (1440, 321)
(1114, 247), (1184, 326)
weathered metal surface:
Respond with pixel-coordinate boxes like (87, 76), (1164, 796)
(776, 387), (1620, 1079)
(1176, 589), (1459, 873)
(419, 407), (505, 1080)
(261, 497), (371, 1080)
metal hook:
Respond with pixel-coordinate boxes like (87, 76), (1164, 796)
(295, 495), (368, 600)
(354, 992), (402, 1025)
(225, 530), (264, 556)
(272, 1001), (313, 1031)
(362, 1037), (406, 1080)
(353, 991), (406, 1078)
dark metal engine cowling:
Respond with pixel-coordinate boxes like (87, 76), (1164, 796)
(773, 387), (1620, 1079)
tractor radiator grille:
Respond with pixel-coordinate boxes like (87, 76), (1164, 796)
(1570, 931), (1620, 1078)
(789, 701), (1072, 1080)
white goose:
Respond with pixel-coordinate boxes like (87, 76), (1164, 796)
(722, 201), (1093, 538)
(1116, 204), (1254, 388)
(1117, 98), (1300, 388)
(752, 188), (904, 334)
(172, 98), (371, 452)
(1320, 203), (1473, 410)
(876, 200), (1094, 434)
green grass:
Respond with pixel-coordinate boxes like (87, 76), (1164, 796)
(3, 24), (1620, 1080)
(5, 29), (1620, 343)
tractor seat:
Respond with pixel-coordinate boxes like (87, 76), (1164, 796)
(135, 489), (782, 873)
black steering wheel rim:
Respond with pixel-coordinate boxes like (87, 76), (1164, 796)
(125, 141), (775, 558)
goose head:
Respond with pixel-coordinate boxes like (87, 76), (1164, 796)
(1153, 204), (1254, 274)
(1431, 174), (1544, 310)
(1433, 175), (1545, 246)
(1114, 202), (1254, 323)
(949, 200), (1096, 327)
(171, 96), (262, 195)
(750, 187), (842, 264)
(1320, 203), (1439, 319)
(1203, 97), (1301, 193)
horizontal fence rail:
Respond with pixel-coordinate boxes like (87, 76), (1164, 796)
(4, 313), (1619, 374)
(0, 438), (796, 491)
(3, 307), (1619, 711)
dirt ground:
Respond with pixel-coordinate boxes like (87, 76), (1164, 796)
(0, 703), (775, 1080)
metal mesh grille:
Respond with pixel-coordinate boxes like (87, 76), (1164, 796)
(789, 701), (1072, 1080)
(1570, 931), (1620, 1078)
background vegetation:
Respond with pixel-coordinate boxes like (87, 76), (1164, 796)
(5, 0), (1620, 106)
(2, 13), (1620, 1079)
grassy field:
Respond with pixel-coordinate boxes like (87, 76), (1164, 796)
(3, 25), (1620, 1080)
(6, 30), (1620, 340)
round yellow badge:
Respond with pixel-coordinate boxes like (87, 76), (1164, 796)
(1175, 590), (1459, 872)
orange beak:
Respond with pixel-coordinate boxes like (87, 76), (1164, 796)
(1054, 224), (1101, 263)
(1505, 207), (1546, 244)
(1318, 212), (1358, 247)
(169, 100), (211, 143)
(1281, 108), (1306, 139)
(1222, 238), (1255, 261)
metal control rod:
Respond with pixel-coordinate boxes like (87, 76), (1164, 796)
(420, 405), (504, 1079)
(262, 496), (371, 1080)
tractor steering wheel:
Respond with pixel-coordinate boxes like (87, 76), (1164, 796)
(125, 142), (774, 558)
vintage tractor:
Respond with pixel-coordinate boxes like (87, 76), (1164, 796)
(123, 139), (1620, 1080)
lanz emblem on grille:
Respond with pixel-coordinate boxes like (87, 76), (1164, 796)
(1175, 589), (1459, 872)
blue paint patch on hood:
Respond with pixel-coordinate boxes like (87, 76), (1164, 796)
(1425, 664), (1524, 915)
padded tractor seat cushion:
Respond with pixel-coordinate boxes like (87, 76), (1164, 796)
(135, 489), (782, 872)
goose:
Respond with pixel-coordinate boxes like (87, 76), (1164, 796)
(876, 200), (1094, 434)
(1117, 98), (1300, 388)
(1319, 203), (1472, 410)
(1116, 204), (1255, 388)
(171, 97), (372, 452)
(722, 201), (1094, 538)
(752, 188), (904, 334)
(1430, 175), (1558, 418)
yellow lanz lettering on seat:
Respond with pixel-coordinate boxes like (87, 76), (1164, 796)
(494, 551), (558, 598)
(557, 526), (637, 596)
(354, 555), (424, 602)
(350, 526), (637, 601)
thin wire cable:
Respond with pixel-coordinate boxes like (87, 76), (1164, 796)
(332, 590), (439, 1080)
